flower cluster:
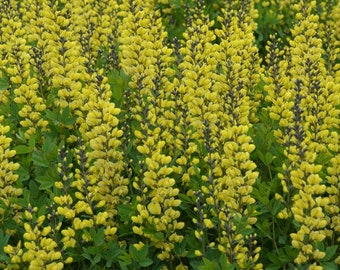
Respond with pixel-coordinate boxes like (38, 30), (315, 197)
(118, 0), (184, 262)
(5, 205), (73, 270)
(0, 117), (21, 227)
(265, 0), (340, 267)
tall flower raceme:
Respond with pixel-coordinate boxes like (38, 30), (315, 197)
(174, 0), (222, 257)
(13, 76), (49, 139)
(328, 6), (340, 252)
(0, 117), (22, 229)
(118, 0), (184, 264)
(51, 52), (127, 253)
(329, 1), (340, 79)
(0, 10), (49, 140)
(266, 1), (340, 267)
(69, 0), (118, 74)
(326, 134), (340, 265)
(5, 147), (79, 269)
(324, 3), (340, 255)
(171, 0), (220, 191)
(21, 0), (91, 146)
(197, 3), (261, 268)
(4, 204), (74, 270)
(218, 0), (262, 123)
(332, 1), (340, 54)
(20, 0), (58, 94)
(76, 70), (127, 232)
(316, 1), (340, 76)
(178, 0), (218, 144)
(34, 2), (88, 116)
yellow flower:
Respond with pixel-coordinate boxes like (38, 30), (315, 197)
(203, 219), (214, 229)
(132, 226), (143, 235)
(147, 202), (162, 215)
(95, 212), (108, 225)
(133, 242), (145, 251)
(103, 226), (117, 237)
(194, 250), (203, 257)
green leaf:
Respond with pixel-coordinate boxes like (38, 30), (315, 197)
(60, 106), (76, 125)
(29, 181), (40, 201)
(117, 204), (135, 222)
(2, 219), (18, 230)
(28, 134), (36, 148)
(255, 222), (272, 239)
(105, 241), (121, 267)
(284, 245), (298, 259)
(320, 262), (337, 270)
(15, 129), (27, 143)
(129, 245), (140, 262)
(139, 258), (153, 267)
(14, 145), (33, 154)
(278, 235), (287, 245)
(278, 253), (290, 263)
(0, 76), (9, 90)
(0, 229), (10, 262)
(36, 175), (54, 190)
(266, 265), (281, 270)
(154, 232), (164, 241)
(45, 110), (58, 122)
(221, 263), (236, 270)
(42, 136), (57, 155)
(94, 228), (105, 247)
(265, 152), (273, 164)
(118, 259), (129, 270)
(139, 244), (149, 259)
(0, 230), (10, 245)
(16, 165), (30, 182)
(108, 69), (130, 105)
(174, 237), (187, 257)
(82, 248), (92, 261)
(190, 260), (202, 270)
(267, 252), (281, 265)
(32, 151), (49, 167)
(270, 199), (282, 216)
(219, 253), (228, 269)
(256, 149), (266, 164)
(129, 245), (150, 264)
(199, 257), (218, 270)
(92, 254), (102, 265)
(322, 245), (338, 261)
